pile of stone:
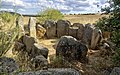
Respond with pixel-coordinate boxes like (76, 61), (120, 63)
(13, 35), (49, 70)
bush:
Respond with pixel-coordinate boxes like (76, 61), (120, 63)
(96, 0), (120, 66)
(0, 12), (19, 56)
(37, 8), (64, 24)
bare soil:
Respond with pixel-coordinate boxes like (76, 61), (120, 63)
(39, 38), (114, 75)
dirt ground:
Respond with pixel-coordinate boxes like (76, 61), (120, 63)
(39, 38), (114, 75)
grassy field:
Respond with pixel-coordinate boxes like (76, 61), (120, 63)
(23, 14), (108, 25)
(63, 14), (108, 24)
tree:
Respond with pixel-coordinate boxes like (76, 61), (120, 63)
(37, 8), (64, 24)
(96, 0), (120, 66)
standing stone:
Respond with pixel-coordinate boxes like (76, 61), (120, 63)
(57, 20), (70, 38)
(77, 24), (85, 40)
(44, 20), (56, 38)
(28, 17), (36, 39)
(69, 27), (78, 38)
(16, 15), (25, 35)
(90, 28), (102, 49)
(81, 24), (94, 47)
(36, 24), (46, 39)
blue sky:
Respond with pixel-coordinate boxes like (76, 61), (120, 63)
(0, 0), (109, 15)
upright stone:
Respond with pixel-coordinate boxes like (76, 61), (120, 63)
(90, 28), (102, 49)
(69, 27), (78, 38)
(77, 24), (85, 40)
(16, 15), (25, 35)
(28, 17), (36, 39)
(57, 20), (70, 38)
(44, 20), (56, 38)
(81, 24), (94, 47)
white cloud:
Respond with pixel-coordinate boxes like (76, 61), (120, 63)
(0, 0), (108, 15)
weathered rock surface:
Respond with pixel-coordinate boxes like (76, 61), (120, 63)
(69, 27), (78, 39)
(81, 24), (94, 47)
(31, 55), (48, 70)
(57, 20), (70, 38)
(110, 67), (120, 75)
(77, 24), (85, 40)
(16, 15), (25, 35)
(18, 68), (81, 75)
(56, 36), (88, 62)
(32, 43), (49, 59)
(13, 35), (49, 71)
(72, 23), (83, 28)
(44, 20), (56, 38)
(0, 57), (18, 74)
(36, 24), (46, 39)
(90, 28), (102, 49)
(28, 17), (36, 39)
(23, 35), (36, 53)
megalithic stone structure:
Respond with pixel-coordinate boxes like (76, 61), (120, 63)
(16, 15), (25, 35)
(28, 17), (36, 39)
(90, 28), (102, 49)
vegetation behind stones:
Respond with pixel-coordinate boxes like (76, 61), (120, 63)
(96, 0), (120, 66)
(0, 12), (19, 56)
(37, 8), (64, 24)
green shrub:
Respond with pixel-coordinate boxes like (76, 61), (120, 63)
(96, 0), (120, 66)
(37, 8), (64, 24)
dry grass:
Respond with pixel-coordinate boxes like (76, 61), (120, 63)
(23, 14), (108, 25)
(63, 14), (108, 24)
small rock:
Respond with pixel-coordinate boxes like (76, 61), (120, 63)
(23, 35), (36, 53)
(18, 68), (81, 75)
(31, 55), (48, 70)
(32, 43), (49, 59)
(0, 57), (18, 74)
(110, 67), (120, 75)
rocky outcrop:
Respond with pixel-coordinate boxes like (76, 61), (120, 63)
(56, 36), (88, 62)
(0, 57), (18, 74)
(18, 68), (81, 75)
